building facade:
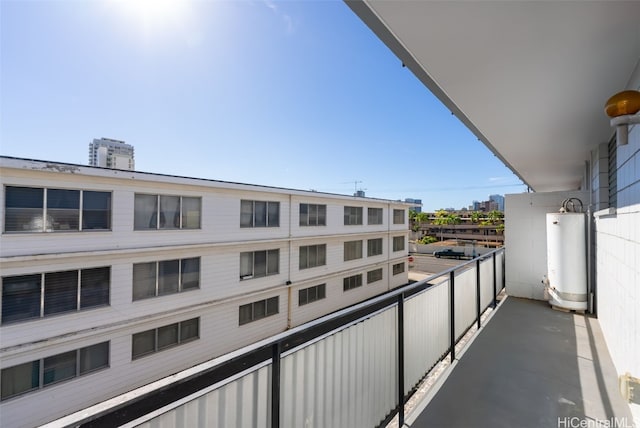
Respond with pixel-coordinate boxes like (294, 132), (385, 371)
(0, 156), (409, 427)
(88, 137), (135, 171)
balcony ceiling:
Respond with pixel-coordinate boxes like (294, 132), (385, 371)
(347, 1), (640, 192)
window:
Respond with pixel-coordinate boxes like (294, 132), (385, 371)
(4, 186), (111, 232)
(368, 208), (383, 225)
(299, 244), (326, 269)
(132, 318), (199, 360)
(344, 240), (363, 261)
(132, 257), (200, 301)
(393, 209), (405, 225)
(239, 297), (279, 325)
(1, 342), (109, 400)
(298, 284), (326, 306)
(299, 204), (326, 226)
(344, 206), (363, 225)
(393, 262), (405, 275)
(367, 268), (383, 284)
(134, 194), (201, 230)
(240, 250), (279, 280)
(343, 274), (363, 291)
(240, 200), (280, 228)
(393, 236), (405, 252)
(2, 267), (110, 324)
(367, 238), (383, 257)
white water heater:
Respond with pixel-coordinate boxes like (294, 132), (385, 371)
(545, 212), (587, 311)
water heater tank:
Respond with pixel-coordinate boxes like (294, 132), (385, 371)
(546, 212), (587, 310)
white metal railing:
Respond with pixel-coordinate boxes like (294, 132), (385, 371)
(46, 248), (505, 428)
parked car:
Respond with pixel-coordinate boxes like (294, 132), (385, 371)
(433, 249), (466, 259)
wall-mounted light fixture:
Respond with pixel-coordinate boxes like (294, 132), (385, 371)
(605, 90), (640, 146)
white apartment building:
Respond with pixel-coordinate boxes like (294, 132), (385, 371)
(0, 156), (410, 427)
(88, 137), (135, 171)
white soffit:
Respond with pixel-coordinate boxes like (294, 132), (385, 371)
(347, 1), (640, 192)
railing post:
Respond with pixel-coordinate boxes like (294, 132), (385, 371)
(502, 250), (506, 291)
(397, 293), (405, 427)
(476, 259), (481, 330)
(492, 252), (497, 308)
(271, 342), (281, 428)
(449, 270), (455, 362)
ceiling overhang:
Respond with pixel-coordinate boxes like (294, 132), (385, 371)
(346, 1), (640, 192)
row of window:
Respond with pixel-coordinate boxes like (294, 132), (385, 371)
(1, 256), (406, 400)
(1, 238), (406, 324)
(4, 186), (406, 233)
(1, 317), (200, 401)
(1, 342), (109, 400)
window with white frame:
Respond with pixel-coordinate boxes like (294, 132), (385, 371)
(239, 296), (279, 325)
(299, 203), (326, 226)
(134, 194), (201, 230)
(240, 200), (280, 228)
(4, 186), (111, 232)
(298, 284), (326, 306)
(132, 258), (200, 301)
(240, 250), (279, 280)
(0, 342), (109, 400)
(367, 238), (383, 257)
(343, 274), (363, 291)
(368, 207), (383, 225)
(393, 209), (405, 225)
(367, 268), (383, 284)
(2, 267), (110, 324)
(299, 244), (326, 269)
(344, 240), (363, 261)
(393, 262), (405, 275)
(344, 206), (363, 225)
(393, 236), (405, 252)
(132, 318), (199, 360)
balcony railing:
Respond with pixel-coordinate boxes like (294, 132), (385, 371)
(46, 248), (505, 428)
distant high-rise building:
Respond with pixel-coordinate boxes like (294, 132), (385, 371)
(489, 194), (505, 211)
(404, 198), (422, 212)
(88, 138), (135, 170)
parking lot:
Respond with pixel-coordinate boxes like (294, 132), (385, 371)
(409, 252), (470, 277)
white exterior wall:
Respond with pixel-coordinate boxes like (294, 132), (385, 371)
(594, 119), (640, 425)
(504, 190), (589, 300)
(0, 158), (409, 427)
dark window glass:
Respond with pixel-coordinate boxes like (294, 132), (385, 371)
(180, 318), (199, 341)
(1, 361), (40, 399)
(47, 189), (80, 231)
(182, 197), (201, 229)
(80, 267), (110, 309)
(82, 191), (111, 230)
(4, 187), (44, 232)
(157, 323), (179, 350)
(133, 262), (156, 300)
(267, 202), (279, 226)
(181, 258), (200, 290)
(2, 274), (41, 323)
(158, 260), (179, 295)
(79, 342), (109, 375)
(254, 201), (267, 227)
(159, 195), (180, 229)
(254, 251), (267, 277)
(44, 270), (78, 315)
(266, 296), (279, 315)
(240, 200), (253, 227)
(132, 330), (156, 359)
(43, 350), (77, 386)
(239, 303), (252, 325)
(134, 194), (158, 230)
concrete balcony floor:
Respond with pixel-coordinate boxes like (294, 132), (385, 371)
(406, 297), (634, 428)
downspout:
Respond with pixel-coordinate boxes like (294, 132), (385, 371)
(387, 202), (391, 291)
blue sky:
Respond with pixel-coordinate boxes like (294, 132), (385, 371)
(0, 0), (526, 211)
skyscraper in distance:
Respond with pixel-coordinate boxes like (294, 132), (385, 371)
(88, 138), (135, 170)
